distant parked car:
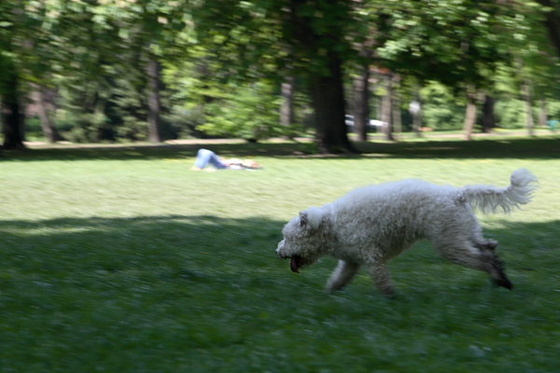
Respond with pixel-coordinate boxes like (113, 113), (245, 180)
(345, 115), (386, 131)
(368, 119), (386, 127)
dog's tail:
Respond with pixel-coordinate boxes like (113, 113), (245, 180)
(459, 169), (538, 214)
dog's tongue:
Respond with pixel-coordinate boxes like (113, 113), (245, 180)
(290, 257), (300, 273)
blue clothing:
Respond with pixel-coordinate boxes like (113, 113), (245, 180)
(194, 149), (228, 169)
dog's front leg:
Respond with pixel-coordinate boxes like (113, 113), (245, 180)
(366, 261), (396, 297)
(326, 260), (360, 293)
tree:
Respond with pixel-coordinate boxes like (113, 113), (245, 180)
(3, 0), (557, 149)
(271, 0), (357, 152)
(348, 7), (385, 143)
(375, 0), (535, 139)
(280, 76), (296, 130)
(146, 55), (163, 142)
(481, 94), (496, 133)
(192, 0), (357, 152)
(179, 1), (397, 149)
(197, 81), (283, 141)
(32, 85), (60, 143)
(7, 0), (197, 144)
(1, 64), (25, 149)
(537, 0), (560, 56)
(463, 86), (479, 141)
(495, 2), (559, 135)
(351, 67), (371, 141)
(76, 0), (194, 143)
(0, 2), (27, 149)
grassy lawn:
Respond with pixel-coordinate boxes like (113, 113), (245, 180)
(1, 136), (559, 372)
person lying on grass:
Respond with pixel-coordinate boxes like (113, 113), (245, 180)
(191, 148), (262, 171)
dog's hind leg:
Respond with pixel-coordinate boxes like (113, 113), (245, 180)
(326, 260), (360, 293)
(459, 215), (498, 251)
(365, 261), (396, 297)
(435, 242), (512, 290)
(474, 238), (498, 251)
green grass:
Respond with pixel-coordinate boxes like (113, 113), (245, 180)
(1, 136), (559, 372)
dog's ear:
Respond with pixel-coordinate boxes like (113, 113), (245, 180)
(299, 207), (324, 229)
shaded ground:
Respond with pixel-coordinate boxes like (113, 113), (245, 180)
(1, 214), (559, 372)
(2, 134), (559, 161)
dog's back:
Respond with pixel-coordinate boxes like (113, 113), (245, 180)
(334, 178), (456, 218)
(330, 170), (537, 248)
(335, 169), (536, 216)
(331, 179), (459, 252)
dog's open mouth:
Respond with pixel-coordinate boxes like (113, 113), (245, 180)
(290, 255), (304, 273)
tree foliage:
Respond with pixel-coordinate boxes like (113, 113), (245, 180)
(1, 0), (559, 150)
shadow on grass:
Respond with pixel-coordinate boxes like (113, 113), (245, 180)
(1, 214), (558, 292)
(0, 214), (285, 278)
(1, 215), (559, 371)
(358, 136), (560, 159)
(1, 136), (559, 161)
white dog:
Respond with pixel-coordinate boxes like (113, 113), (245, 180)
(276, 169), (537, 296)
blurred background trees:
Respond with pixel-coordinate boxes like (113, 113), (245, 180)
(1, 0), (559, 152)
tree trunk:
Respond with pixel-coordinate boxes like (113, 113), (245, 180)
(286, 0), (354, 154)
(521, 82), (535, 136)
(481, 95), (496, 133)
(538, 98), (547, 128)
(381, 74), (395, 141)
(280, 76), (295, 128)
(352, 65), (370, 142)
(1, 70), (25, 149)
(392, 75), (402, 137)
(537, 0), (560, 56)
(146, 55), (163, 143)
(463, 88), (478, 141)
(309, 52), (354, 153)
(35, 85), (60, 143)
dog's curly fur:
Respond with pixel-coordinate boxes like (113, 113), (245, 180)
(276, 169), (537, 296)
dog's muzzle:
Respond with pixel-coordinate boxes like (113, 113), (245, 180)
(276, 240), (302, 273)
(276, 240), (286, 257)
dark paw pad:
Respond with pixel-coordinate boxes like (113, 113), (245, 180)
(492, 277), (513, 290)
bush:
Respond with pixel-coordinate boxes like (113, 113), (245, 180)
(56, 111), (111, 143)
(25, 117), (44, 141)
(420, 83), (464, 130)
(547, 100), (560, 121)
(495, 99), (526, 129)
(197, 82), (284, 141)
(163, 106), (205, 139)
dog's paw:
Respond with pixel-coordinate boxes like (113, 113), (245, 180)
(492, 277), (514, 290)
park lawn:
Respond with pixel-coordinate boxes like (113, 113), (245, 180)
(0, 137), (559, 372)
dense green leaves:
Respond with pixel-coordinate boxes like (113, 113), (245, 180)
(197, 82), (283, 140)
(1, 0), (559, 148)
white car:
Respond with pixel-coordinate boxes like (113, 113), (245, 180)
(345, 115), (386, 128)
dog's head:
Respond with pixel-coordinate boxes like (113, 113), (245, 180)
(276, 206), (332, 273)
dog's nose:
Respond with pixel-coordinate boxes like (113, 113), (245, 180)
(276, 240), (285, 257)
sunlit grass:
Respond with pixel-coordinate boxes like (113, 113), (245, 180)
(1, 137), (559, 372)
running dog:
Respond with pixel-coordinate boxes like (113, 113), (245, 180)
(276, 169), (537, 296)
